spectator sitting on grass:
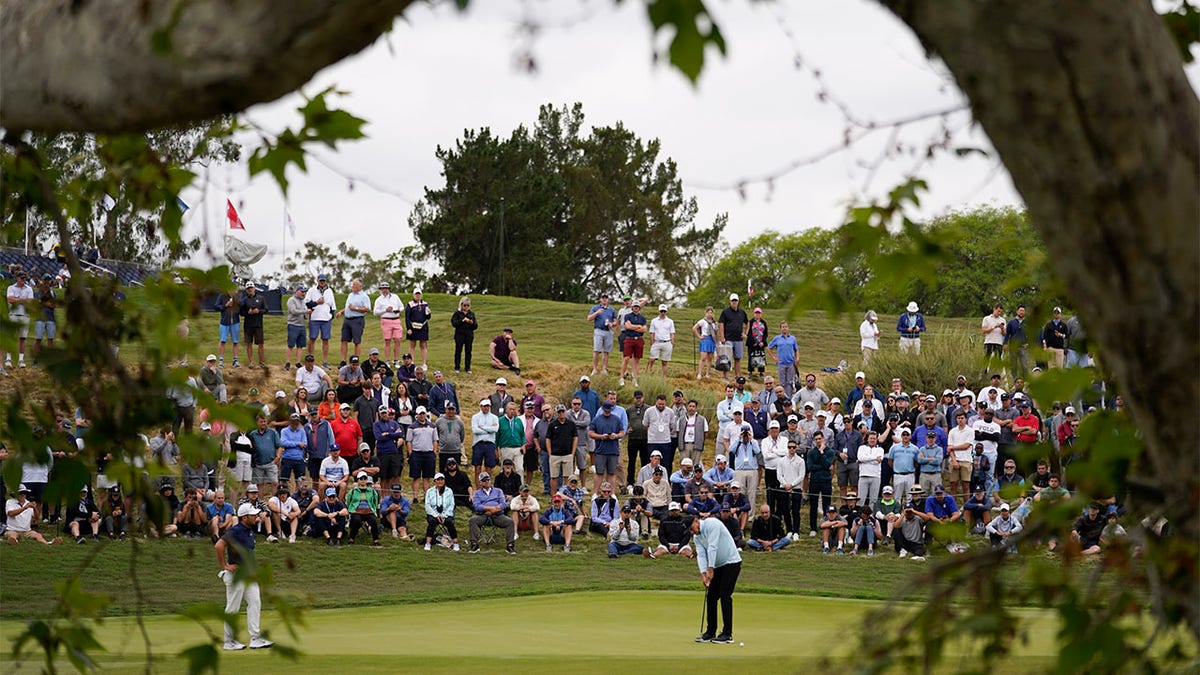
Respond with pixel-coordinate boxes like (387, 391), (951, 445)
(818, 504), (847, 555)
(645, 502), (694, 559)
(985, 502), (1021, 552)
(206, 490), (237, 541)
(64, 486), (101, 543)
(176, 487), (208, 538)
(5, 485), (61, 545)
(718, 505), (746, 549)
(607, 504), (643, 558)
(849, 505), (883, 556)
(722, 482), (752, 531)
(238, 484), (275, 542)
(510, 485), (540, 540)
(747, 504), (789, 552)
(539, 493), (574, 553)
(381, 483), (412, 540)
(268, 486), (302, 543)
(345, 472), (382, 547)
(314, 487), (348, 546)
(963, 487), (992, 534)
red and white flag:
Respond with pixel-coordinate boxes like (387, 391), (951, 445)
(226, 199), (246, 230)
(285, 210), (296, 239)
(747, 279), (754, 299)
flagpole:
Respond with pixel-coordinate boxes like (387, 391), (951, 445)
(282, 206), (287, 279)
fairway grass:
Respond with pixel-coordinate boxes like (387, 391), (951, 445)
(0, 592), (1060, 674)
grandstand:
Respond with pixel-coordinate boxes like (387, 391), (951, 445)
(0, 245), (159, 286)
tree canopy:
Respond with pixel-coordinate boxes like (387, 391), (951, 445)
(410, 103), (725, 302)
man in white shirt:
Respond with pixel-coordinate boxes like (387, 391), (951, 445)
(856, 431), (885, 510)
(970, 408), (1002, 491)
(372, 282), (404, 366)
(336, 278), (371, 367)
(981, 304), (1006, 370)
(4, 271), (34, 371)
(720, 409), (746, 455)
(946, 412), (976, 499)
(676, 399), (708, 468)
(646, 305), (676, 378)
(294, 355), (334, 398)
(5, 485), (61, 545)
(858, 310), (880, 366)
(305, 274), (337, 368)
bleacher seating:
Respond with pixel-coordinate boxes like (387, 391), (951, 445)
(0, 247), (158, 286)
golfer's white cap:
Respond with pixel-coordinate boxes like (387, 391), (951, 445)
(236, 503), (260, 517)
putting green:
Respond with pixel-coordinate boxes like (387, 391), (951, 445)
(1, 591), (1058, 673)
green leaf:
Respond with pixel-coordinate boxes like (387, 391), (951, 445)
(646, 0), (727, 83)
(179, 642), (220, 675)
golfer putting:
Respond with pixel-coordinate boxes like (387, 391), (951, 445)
(690, 515), (742, 644)
(214, 502), (274, 651)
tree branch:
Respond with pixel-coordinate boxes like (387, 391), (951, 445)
(0, 0), (413, 133)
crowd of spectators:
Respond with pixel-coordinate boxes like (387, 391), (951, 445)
(1, 277), (1131, 560)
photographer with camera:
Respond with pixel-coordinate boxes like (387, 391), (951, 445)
(606, 503), (643, 558)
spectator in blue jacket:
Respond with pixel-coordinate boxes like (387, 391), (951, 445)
(380, 483), (412, 540)
(722, 482), (752, 530)
(539, 494), (574, 552)
(279, 414), (308, 490)
(896, 301), (926, 355)
(428, 370), (458, 417)
(305, 411), (334, 482)
(373, 407), (406, 489)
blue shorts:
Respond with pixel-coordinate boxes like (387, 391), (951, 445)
(409, 452), (436, 479)
(287, 324), (308, 348)
(35, 320), (56, 340)
(472, 441), (497, 468)
(341, 316), (365, 344)
(219, 323), (240, 344)
(310, 320), (332, 340)
(728, 340), (745, 359)
(699, 336), (716, 353)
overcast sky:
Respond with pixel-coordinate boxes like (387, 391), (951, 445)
(184, 0), (1029, 276)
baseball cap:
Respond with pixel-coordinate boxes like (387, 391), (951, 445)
(275, 390), (287, 399)
(729, 293), (739, 301)
(325, 487), (337, 496)
(369, 347), (380, 355)
(555, 404), (566, 412)
(882, 486), (894, 494)
(445, 402), (457, 409)
(731, 481), (741, 490)
(854, 371), (865, 379)
(653, 467), (664, 475)
(237, 503), (260, 517)
(658, 304), (668, 312)
(732, 409), (743, 415)
(1065, 406), (1077, 414)
(753, 307), (763, 314)
(415, 406), (428, 414)
(479, 399), (491, 407)
(909, 485), (925, 494)
(479, 472), (491, 481)
(520, 485), (530, 492)
(349, 355), (360, 363)
(579, 375), (591, 382)
(999, 503), (1010, 511)
(650, 450), (663, 458)
(358, 442), (371, 452)
(845, 492), (858, 499)
(787, 415), (799, 423)
(289, 412), (301, 420)
(601, 401), (614, 410)
(206, 354), (217, 362)
(668, 501), (681, 511)
(826, 504), (837, 512)
(316, 273), (327, 281)
(434, 472), (446, 480)
(767, 420), (780, 429)
(862, 400), (873, 407)
(378, 405), (390, 414)
(523, 401), (534, 408)
(680, 458), (693, 466)
(339, 403), (351, 410)
(356, 472), (369, 480)
(246, 483), (259, 492)
(621, 504), (632, 512)
(830, 397), (841, 404)
(412, 288), (423, 295)
(740, 423), (752, 432)
(803, 402), (815, 409)
(933, 484), (945, 494)
(568, 476), (579, 483)
(244, 280), (256, 288)
(552, 494), (564, 501)
(502, 458), (514, 466)
(446, 458), (458, 465)
(925, 395), (937, 402)
(495, 377), (508, 385)
(715, 454), (727, 463)
(631, 300), (641, 307)
(391, 483), (403, 491)
(304, 354), (315, 362)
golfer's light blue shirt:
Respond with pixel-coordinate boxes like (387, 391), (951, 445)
(695, 516), (742, 572)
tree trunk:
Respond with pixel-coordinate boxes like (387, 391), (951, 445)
(0, 0), (412, 133)
(882, 0), (1200, 635)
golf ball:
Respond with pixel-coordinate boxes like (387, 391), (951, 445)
(739, 642), (745, 647)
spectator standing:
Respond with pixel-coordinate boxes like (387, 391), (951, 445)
(746, 307), (768, 380)
(981, 304), (1007, 370)
(643, 395), (676, 472)
(238, 282), (268, 369)
(284, 286), (308, 371)
(4, 271), (34, 371)
(33, 274), (57, 362)
(624, 391), (650, 489)
(1005, 305), (1029, 375)
(693, 306), (718, 380)
(405, 289), (432, 369)
(471, 399), (500, 481)
(896, 301), (925, 355)
(449, 296), (477, 374)
(1041, 306), (1068, 369)
(435, 403), (465, 474)
(215, 284), (240, 368)
(1064, 315), (1089, 368)
(336, 278), (371, 366)
(859, 310), (880, 366)
(371, 282), (403, 367)
(304, 274), (337, 368)
(767, 321), (799, 397)
(618, 302), (647, 388)
(587, 292), (618, 375)
(647, 304), (676, 378)
(717, 293), (749, 379)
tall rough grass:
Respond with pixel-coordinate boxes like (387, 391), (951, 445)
(821, 332), (995, 399)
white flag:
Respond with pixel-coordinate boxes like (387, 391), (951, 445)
(286, 210), (296, 239)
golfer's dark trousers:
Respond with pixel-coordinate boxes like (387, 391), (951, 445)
(706, 561), (742, 637)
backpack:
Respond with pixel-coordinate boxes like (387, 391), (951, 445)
(714, 343), (732, 372)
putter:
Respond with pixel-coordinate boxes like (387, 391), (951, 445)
(697, 584), (708, 642)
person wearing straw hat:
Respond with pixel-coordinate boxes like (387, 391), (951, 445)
(896, 301), (925, 354)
